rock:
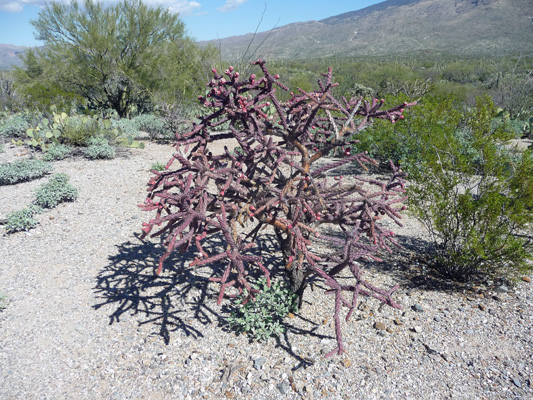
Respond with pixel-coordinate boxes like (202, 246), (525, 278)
(495, 285), (508, 293)
(293, 381), (304, 392)
(374, 322), (387, 331)
(341, 358), (352, 368)
(478, 304), (486, 311)
(253, 357), (266, 370)
(413, 326), (422, 333)
(492, 295), (502, 301)
(277, 381), (289, 395)
(466, 329), (474, 334)
(522, 276), (531, 283)
(434, 316), (441, 322)
(512, 378), (522, 388)
(393, 318), (403, 326)
(412, 304), (424, 312)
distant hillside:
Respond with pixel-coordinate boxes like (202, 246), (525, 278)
(204, 0), (533, 60)
(0, 44), (26, 70)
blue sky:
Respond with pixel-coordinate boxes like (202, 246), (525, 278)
(0, 0), (384, 47)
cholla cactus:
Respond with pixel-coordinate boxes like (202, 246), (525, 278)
(140, 60), (415, 356)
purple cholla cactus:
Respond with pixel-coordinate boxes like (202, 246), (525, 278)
(140, 60), (415, 356)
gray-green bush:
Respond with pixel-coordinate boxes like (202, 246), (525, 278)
(227, 278), (298, 342)
(43, 143), (72, 161)
(34, 173), (78, 208)
(0, 159), (52, 185)
(84, 137), (115, 159)
(0, 113), (31, 138)
(133, 114), (171, 140)
(5, 205), (42, 233)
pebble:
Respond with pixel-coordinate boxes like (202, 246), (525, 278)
(277, 381), (289, 394)
(512, 378), (522, 388)
(413, 326), (423, 333)
(412, 304), (424, 312)
(495, 285), (509, 293)
(374, 322), (387, 331)
(254, 357), (267, 370)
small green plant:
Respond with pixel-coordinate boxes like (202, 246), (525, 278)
(0, 292), (7, 310)
(227, 278), (298, 342)
(34, 173), (78, 208)
(84, 136), (116, 159)
(43, 143), (72, 161)
(5, 204), (42, 233)
(0, 294), (6, 310)
(150, 161), (166, 171)
(0, 159), (52, 185)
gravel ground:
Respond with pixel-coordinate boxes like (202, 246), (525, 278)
(0, 141), (532, 400)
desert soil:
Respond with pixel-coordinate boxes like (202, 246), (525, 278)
(0, 140), (532, 400)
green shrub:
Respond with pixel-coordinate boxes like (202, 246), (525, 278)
(43, 143), (72, 161)
(34, 173), (78, 208)
(228, 278), (298, 342)
(5, 204), (42, 233)
(84, 136), (115, 159)
(60, 115), (103, 146)
(0, 113), (31, 138)
(407, 96), (533, 281)
(0, 159), (52, 185)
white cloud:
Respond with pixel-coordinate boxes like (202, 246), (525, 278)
(0, 1), (24, 12)
(142, 0), (201, 16)
(0, 0), (202, 16)
(217, 0), (247, 12)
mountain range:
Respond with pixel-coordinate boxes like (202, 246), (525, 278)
(1, 0), (532, 70)
(203, 0), (533, 60)
(0, 44), (27, 70)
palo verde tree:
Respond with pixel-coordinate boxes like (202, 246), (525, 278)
(140, 60), (415, 356)
(21, 0), (216, 116)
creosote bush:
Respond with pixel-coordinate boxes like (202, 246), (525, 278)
(140, 60), (415, 356)
(407, 97), (533, 281)
(0, 159), (52, 185)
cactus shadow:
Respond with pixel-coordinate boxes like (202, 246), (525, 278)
(93, 232), (293, 345)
